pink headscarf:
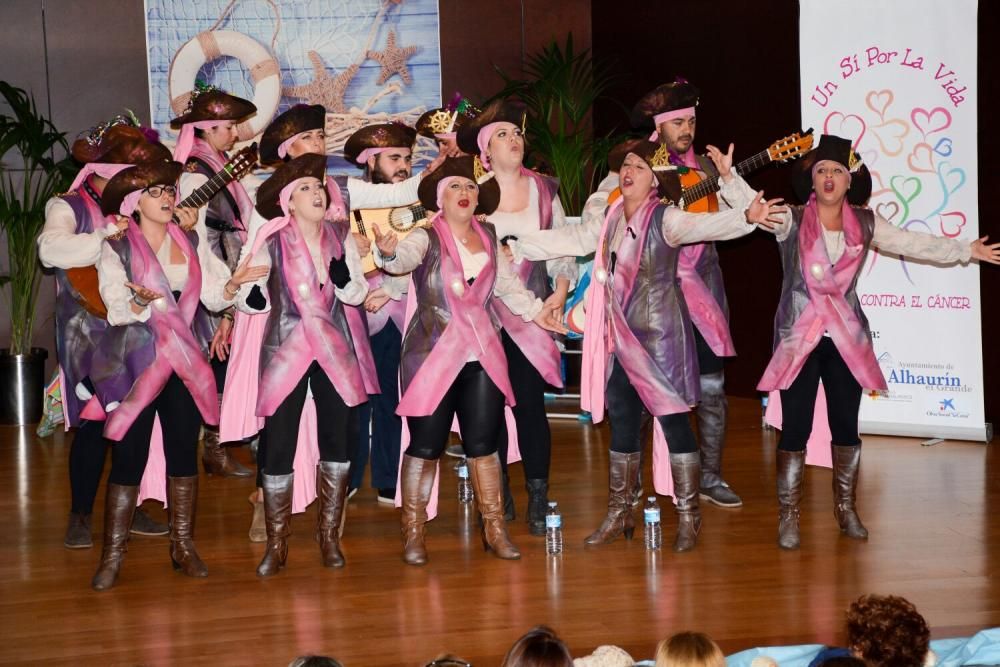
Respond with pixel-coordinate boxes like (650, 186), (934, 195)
(68, 163), (132, 194)
(476, 122), (507, 170)
(435, 176), (464, 209)
(649, 107), (696, 141)
(118, 184), (180, 218)
(355, 147), (391, 165)
(173, 120), (223, 164)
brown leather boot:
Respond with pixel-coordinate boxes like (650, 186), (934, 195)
(201, 427), (252, 478)
(91, 484), (139, 591)
(584, 450), (640, 545)
(400, 454), (436, 566)
(248, 490), (266, 543)
(670, 452), (702, 552)
(257, 472), (293, 577)
(468, 453), (520, 560)
(832, 444), (868, 540)
(317, 461), (350, 568)
(777, 449), (805, 549)
(167, 476), (208, 577)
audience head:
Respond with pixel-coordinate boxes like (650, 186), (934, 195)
(573, 644), (635, 667)
(424, 654), (472, 667)
(818, 658), (868, 667)
(654, 632), (725, 667)
(501, 625), (574, 667)
(287, 656), (343, 667)
(846, 594), (930, 667)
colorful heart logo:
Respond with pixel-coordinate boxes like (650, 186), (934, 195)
(932, 137), (953, 157)
(865, 89), (894, 121)
(906, 143), (935, 173)
(824, 112), (866, 148)
(875, 200), (901, 225)
(937, 211), (966, 238)
(937, 161), (966, 198)
(911, 107), (951, 138)
(871, 119), (909, 156)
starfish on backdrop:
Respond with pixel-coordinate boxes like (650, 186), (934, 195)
(283, 51), (359, 114)
(367, 30), (418, 86)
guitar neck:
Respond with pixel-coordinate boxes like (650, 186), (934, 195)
(180, 164), (237, 209)
(682, 148), (771, 207)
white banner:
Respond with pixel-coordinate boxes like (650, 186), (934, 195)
(799, 0), (986, 441)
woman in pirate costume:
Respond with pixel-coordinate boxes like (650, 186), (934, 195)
(236, 153), (369, 576)
(90, 159), (264, 590)
(455, 99), (577, 535)
(759, 134), (1000, 549)
(505, 139), (783, 551)
(373, 155), (565, 565)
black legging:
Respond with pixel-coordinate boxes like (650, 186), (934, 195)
(107, 373), (202, 485)
(693, 327), (724, 375)
(494, 330), (552, 479)
(260, 361), (359, 476)
(605, 359), (697, 454)
(406, 361), (505, 460)
(69, 418), (108, 514)
(778, 337), (863, 452)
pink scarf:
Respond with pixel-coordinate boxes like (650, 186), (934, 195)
(676, 245), (736, 357)
(104, 219), (219, 441)
(396, 214), (515, 416)
(758, 195), (886, 391)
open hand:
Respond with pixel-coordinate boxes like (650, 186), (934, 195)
(125, 281), (163, 310)
(230, 258), (269, 286)
(746, 191), (788, 230)
(174, 206), (198, 231)
(534, 302), (568, 335)
(364, 287), (392, 313)
(971, 236), (1000, 265)
(210, 316), (233, 361)
(352, 232), (372, 258)
(706, 143), (735, 181)
(372, 223), (398, 258)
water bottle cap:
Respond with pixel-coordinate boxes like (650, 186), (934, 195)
(647, 496), (656, 502)
(548, 501), (557, 508)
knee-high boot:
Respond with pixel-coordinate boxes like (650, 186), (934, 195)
(317, 461), (350, 567)
(832, 444), (868, 540)
(202, 426), (252, 477)
(696, 372), (741, 508)
(256, 472), (293, 577)
(670, 452), (702, 552)
(168, 476), (208, 577)
(468, 453), (520, 560)
(400, 454), (437, 565)
(525, 479), (549, 536)
(91, 484), (139, 591)
(777, 449), (805, 549)
(584, 450), (640, 545)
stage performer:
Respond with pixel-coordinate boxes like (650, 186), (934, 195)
(171, 85), (257, 478)
(629, 79), (746, 508)
(508, 140), (783, 551)
(415, 93), (477, 158)
(90, 158), (265, 590)
(372, 155), (565, 565)
(759, 134), (1000, 549)
(40, 116), (173, 548)
(236, 153), (368, 576)
(456, 99), (577, 534)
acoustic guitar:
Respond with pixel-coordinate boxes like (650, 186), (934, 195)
(66, 143), (258, 319)
(352, 203), (429, 273)
(568, 130), (814, 330)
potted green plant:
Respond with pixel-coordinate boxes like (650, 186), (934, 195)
(492, 33), (626, 217)
(0, 81), (74, 424)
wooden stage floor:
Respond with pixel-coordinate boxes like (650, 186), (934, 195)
(1, 397), (998, 665)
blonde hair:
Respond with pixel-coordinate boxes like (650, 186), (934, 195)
(654, 632), (725, 667)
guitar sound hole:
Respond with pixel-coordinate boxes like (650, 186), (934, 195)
(389, 208), (417, 232)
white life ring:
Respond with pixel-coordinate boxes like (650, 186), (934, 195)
(167, 30), (280, 141)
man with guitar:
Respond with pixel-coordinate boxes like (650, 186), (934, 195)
(171, 86), (258, 479)
(39, 115), (174, 548)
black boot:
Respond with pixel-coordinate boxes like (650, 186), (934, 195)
(525, 479), (549, 536)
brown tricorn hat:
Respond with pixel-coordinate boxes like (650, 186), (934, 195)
(259, 104), (327, 165)
(100, 159), (184, 216)
(255, 153), (328, 220)
(343, 122), (417, 166)
(630, 79), (700, 129)
(169, 90), (257, 129)
(608, 139), (683, 204)
(416, 155), (500, 215)
(71, 120), (171, 165)
(456, 99), (527, 156)
(792, 134), (872, 206)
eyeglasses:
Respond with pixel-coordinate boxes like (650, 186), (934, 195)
(143, 184), (177, 199)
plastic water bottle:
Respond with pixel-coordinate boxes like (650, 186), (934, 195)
(643, 496), (662, 550)
(761, 394), (773, 431)
(545, 501), (563, 555)
(457, 458), (473, 503)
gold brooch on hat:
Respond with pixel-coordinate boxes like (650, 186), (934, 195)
(848, 149), (864, 173)
(650, 143), (678, 172)
(474, 155), (495, 184)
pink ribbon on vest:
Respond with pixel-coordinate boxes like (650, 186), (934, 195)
(676, 244), (736, 357)
(491, 167), (563, 387)
(396, 214), (515, 416)
(254, 213), (368, 416)
(757, 195), (886, 392)
(104, 219), (220, 441)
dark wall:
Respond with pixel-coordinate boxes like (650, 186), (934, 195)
(591, 1), (1000, 426)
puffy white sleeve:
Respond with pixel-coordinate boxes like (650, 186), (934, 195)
(376, 227), (430, 275)
(178, 171), (210, 232)
(97, 243), (150, 325)
(661, 205), (756, 246)
(334, 231), (369, 306)
(234, 238), (273, 314)
(872, 215), (972, 264)
(495, 251), (543, 321)
(198, 236), (236, 313)
(544, 195), (579, 289)
(716, 172), (758, 212)
(347, 174), (421, 209)
(38, 198), (117, 269)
